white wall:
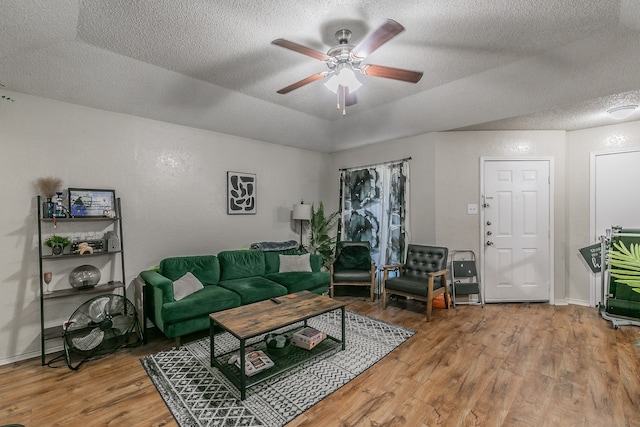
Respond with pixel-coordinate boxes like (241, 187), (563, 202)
(565, 121), (640, 304)
(0, 94), (330, 364)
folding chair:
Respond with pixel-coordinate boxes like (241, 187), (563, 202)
(450, 250), (483, 307)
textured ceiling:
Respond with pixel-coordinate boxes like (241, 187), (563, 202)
(1, 0), (640, 152)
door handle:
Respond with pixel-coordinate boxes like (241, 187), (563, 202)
(486, 241), (494, 246)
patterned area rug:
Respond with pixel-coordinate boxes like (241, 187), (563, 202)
(141, 310), (415, 426)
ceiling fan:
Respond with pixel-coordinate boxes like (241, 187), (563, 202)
(272, 19), (423, 115)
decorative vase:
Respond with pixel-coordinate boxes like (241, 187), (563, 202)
(43, 197), (54, 218)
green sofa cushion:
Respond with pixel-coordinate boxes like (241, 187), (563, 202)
(159, 255), (220, 285)
(218, 276), (287, 304)
(162, 284), (240, 323)
(265, 271), (330, 294)
(218, 250), (265, 280)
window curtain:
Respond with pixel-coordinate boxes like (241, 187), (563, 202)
(337, 159), (411, 294)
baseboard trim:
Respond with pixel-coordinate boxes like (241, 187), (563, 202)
(0, 344), (63, 367)
(566, 298), (592, 307)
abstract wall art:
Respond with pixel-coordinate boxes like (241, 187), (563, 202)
(227, 171), (256, 215)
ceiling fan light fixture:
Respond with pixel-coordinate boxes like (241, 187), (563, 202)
(324, 68), (361, 93)
(607, 104), (638, 120)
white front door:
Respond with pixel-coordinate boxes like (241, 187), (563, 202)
(482, 159), (552, 302)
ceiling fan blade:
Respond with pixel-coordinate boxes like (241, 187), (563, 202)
(277, 72), (329, 94)
(360, 64), (423, 83)
(351, 19), (405, 59)
(272, 39), (332, 62)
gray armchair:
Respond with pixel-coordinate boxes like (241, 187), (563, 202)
(330, 241), (376, 301)
(382, 244), (449, 321)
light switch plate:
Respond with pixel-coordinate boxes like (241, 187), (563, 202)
(467, 204), (478, 215)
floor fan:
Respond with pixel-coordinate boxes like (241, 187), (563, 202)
(63, 294), (141, 370)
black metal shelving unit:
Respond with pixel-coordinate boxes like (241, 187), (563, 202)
(37, 196), (126, 366)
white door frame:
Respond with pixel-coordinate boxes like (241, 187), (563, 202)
(589, 147), (640, 306)
(480, 156), (555, 304)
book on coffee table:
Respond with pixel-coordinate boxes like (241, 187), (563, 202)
(292, 327), (326, 350)
(234, 350), (274, 376)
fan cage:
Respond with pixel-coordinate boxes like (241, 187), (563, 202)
(62, 294), (141, 369)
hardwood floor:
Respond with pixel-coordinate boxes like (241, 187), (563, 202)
(1, 298), (639, 426)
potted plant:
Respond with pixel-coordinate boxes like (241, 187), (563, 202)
(44, 235), (71, 256)
(307, 202), (339, 270)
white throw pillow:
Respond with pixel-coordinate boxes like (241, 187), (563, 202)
(173, 271), (204, 300)
(279, 253), (312, 272)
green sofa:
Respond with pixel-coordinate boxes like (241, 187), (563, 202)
(140, 249), (329, 344)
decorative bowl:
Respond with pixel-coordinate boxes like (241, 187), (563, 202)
(68, 265), (101, 289)
(264, 333), (291, 357)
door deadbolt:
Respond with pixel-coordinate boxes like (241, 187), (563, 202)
(487, 231), (492, 236)
(486, 221), (492, 226)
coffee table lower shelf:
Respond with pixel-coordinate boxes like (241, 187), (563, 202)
(212, 329), (343, 398)
(209, 292), (346, 400)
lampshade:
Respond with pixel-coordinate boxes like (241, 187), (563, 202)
(607, 105), (638, 120)
(292, 203), (311, 221)
(324, 68), (362, 93)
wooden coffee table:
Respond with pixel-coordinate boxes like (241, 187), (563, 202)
(209, 291), (346, 400)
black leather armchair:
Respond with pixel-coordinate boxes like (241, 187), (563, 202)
(330, 241), (376, 301)
(382, 244), (449, 321)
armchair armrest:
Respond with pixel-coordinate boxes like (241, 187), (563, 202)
(428, 269), (449, 277)
(139, 270), (176, 333)
(309, 253), (323, 272)
(329, 256), (338, 274)
(382, 263), (404, 280)
(140, 270), (175, 303)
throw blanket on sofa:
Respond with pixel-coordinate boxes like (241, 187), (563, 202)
(250, 240), (299, 251)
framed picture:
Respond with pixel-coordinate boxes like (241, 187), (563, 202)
(68, 188), (116, 217)
(227, 172), (256, 215)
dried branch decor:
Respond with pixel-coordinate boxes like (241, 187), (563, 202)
(36, 176), (62, 198)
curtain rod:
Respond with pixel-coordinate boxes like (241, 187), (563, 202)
(338, 157), (412, 171)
